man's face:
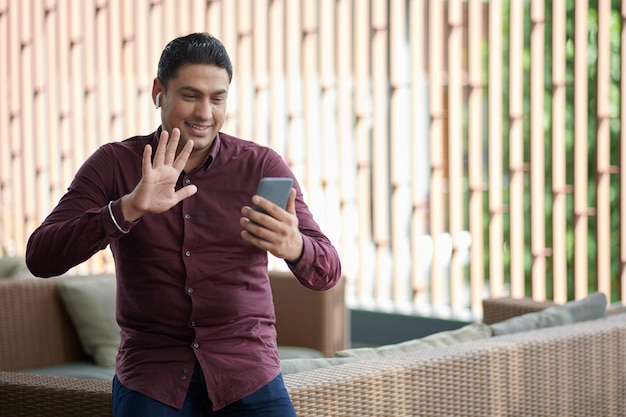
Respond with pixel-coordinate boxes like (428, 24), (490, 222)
(154, 63), (230, 160)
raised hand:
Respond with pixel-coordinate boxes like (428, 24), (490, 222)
(121, 128), (198, 221)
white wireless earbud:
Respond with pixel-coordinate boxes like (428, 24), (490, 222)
(155, 92), (162, 109)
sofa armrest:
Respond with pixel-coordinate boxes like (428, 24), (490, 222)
(0, 371), (112, 417)
(270, 271), (347, 357)
(482, 296), (557, 324)
(0, 277), (87, 371)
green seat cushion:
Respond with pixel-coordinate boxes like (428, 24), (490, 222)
(490, 292), (607, 336)
(335, 322), (491, 360)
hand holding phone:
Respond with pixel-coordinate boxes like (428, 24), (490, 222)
(252, 177), (293, 214)
(243, 177), (303, 261)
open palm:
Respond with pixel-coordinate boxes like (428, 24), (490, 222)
(123, 128), (197, 220)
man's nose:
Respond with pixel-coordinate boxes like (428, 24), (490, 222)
(195, 100), (212, 119)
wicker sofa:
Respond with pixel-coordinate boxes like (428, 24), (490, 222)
(1, 270), (625, 416)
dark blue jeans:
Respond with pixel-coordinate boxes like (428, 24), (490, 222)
(112, 367), (296, 417)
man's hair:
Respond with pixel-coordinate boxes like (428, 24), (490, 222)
(157, 33), (233, 88)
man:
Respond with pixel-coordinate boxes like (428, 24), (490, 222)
(26, 32), (342, 416)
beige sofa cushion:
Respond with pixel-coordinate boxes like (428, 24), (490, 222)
(57, 274), (119, 367)
(334, 322), (491, 360)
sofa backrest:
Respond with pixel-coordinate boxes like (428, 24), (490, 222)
(0, 270), (348, 370)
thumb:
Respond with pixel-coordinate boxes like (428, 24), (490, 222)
(175, 184), (198, 202)
(286, 188), (297, 214)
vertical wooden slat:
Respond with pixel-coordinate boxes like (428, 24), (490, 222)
(148, 0), (165, 133)
(574, 1), (589, 299)
(236, 0), (253, 141)
(269, 0), (287, 156)
(318, 0), (341, 252)
(336, 0), (358, 298)
(68, 0), (84, 172)
(109, 0), (124, 144)
(17, 0), (34, 255)
(389, 0), (411, 306)
(596, 0), (611, 297)
(488, 0), (504, 297)
(0, 0), (12, 254)
(31, 1), (47, 226)
(410, 0), (430, 309)
(163, 0), (177, 40)
(94, 1), (109, 146)
(284, 0), (304, 183)
(176, 0), (190, 38)
(221, 0), (238, 135)
(45, 0), (62, 206)
(206, 0), (223, 41)
(121, 0), (137, 136)
(302, 0), (323, 223)
(9, 0), (22, 255)
(530, 0), (546, 301)
(428, 0), (446, 311)
(12, 0), (24, 250)
(189, 0), (205, 33)
(371, 0), (391, 305)
(253, 0), (269, 147)
(551, 0), (567, 304)
(354, 0), (373, 303)
(509, 0), (525, 299)
(621, 0), (626, 303)
(134, 0), (152, 132)
(447, 0), (464, 313)
(57, 0), (72, 195)
(468, 0), (485, 313)
(83, 0), (97, 155)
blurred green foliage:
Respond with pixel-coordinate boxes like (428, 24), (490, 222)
(492, 0), (622, 301)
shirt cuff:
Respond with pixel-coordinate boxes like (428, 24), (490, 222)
(287, 234), (314, 275)
(104, 199), (137, 236)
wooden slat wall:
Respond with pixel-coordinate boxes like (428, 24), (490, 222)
(1, 0), (625, 318)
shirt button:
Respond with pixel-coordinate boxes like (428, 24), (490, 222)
(181, 375), (187, 380)
(185, 178), (191, 185)
(193, 342), (200, 349)
(187, 287), (194, 294)
(184, 213), (191, 220)
(185, 250), (191, 257)
(183, 368), (189, 373)
(190, 321), (196, 327)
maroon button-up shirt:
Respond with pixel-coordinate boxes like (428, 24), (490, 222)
(26, 129), (342, 410)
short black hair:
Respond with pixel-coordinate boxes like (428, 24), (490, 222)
(157, 33), (233, 88)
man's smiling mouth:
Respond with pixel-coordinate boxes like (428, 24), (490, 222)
(186, 122), (212, 133)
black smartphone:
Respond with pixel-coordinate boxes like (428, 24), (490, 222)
(253, 177), (294, 214)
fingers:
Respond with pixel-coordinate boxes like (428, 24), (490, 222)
(239, 206), (303, 261)
(151, 128), (193, 173)
(173, 138), (194, 172)
(163, 128), (180, 166)
(141, 144), (153, 176)
(154, 128), (181, 167)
